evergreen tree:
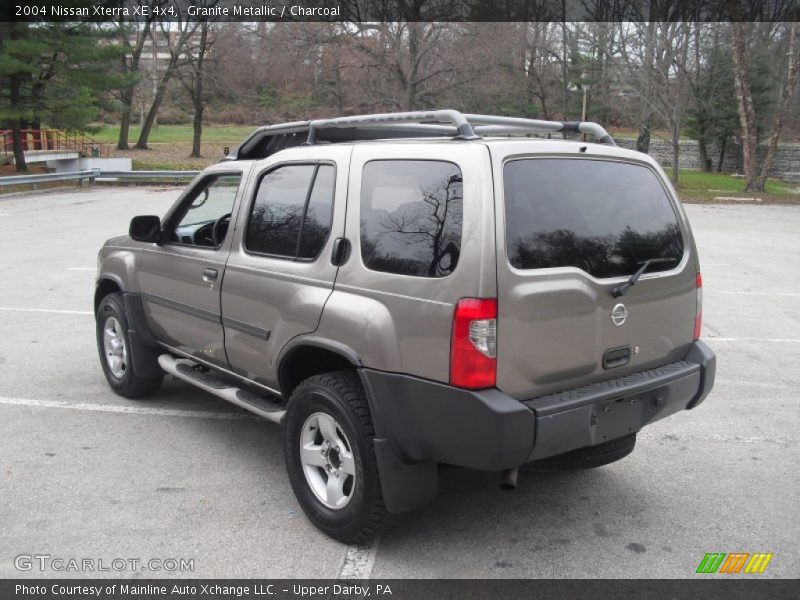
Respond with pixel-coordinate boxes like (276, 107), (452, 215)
(0, 20), (132, 171)
(685, 41), (739, 171)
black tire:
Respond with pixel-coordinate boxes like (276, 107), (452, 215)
(284, 371), (391, 543)
(526, 433), (637, 471)
(96, 292), (163, 399)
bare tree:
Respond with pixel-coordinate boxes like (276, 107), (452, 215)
(112, 1), (159, 150)
(351, 22), (458, 110)
(730, 22), (761, 192)
(610, 21), (694, 183)
(729, 18), (798, 192)
(757, 22), (800, 189)
(514, 23), (563, 119)
(135, 19), (198, 149)
(178, 18), (217, 157)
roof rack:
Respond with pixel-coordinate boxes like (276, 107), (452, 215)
(231, 109), (615, 160)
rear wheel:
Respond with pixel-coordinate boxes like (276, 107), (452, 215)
(526, 433), (637, 471)
(96, 293), (162, 398)
(284, 371), (391, 543)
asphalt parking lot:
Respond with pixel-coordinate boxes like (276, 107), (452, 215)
(0, 187), (798, 579)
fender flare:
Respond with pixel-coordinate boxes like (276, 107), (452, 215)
(94, 273), (126, 313)
(276, 335), (363, 394)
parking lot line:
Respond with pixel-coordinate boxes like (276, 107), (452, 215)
(338, 539), (380, 579)
(707, 337), (800, 343)
(714, 291), (800, 297)
(637, 431), (796, 445)
(0, 396), (256, 421)
(716, 378), (798, 390)
(0, 307), (93, 315)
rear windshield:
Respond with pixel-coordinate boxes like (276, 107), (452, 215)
(503, 159), (684, 278)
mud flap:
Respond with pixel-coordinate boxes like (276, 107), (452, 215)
(122, 293), (163, 378)
(373, 439), (438, 514)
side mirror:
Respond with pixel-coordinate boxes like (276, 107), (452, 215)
(129, 215), (162, 243)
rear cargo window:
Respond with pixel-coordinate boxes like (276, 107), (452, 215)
(361, 160), (463, 278)
(503, 159), (684, 278)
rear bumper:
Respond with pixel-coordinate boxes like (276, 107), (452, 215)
(361, 340), (715, 478)
(523, 340), (715, 461)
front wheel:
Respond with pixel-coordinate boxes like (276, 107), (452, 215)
(96, 293), (163, 398)
(283, 371), (391, 542)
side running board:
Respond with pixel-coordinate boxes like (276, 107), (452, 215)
(157, 354), (285, 424)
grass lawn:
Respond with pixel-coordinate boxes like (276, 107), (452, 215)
(88, 124), (259, 145)
(676, 169), (797, 203)
(87, 124), (259, 170)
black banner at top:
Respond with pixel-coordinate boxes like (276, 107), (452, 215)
(3, 0), (800, 23)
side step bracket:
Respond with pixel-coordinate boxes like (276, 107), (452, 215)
(158, 354), (285, 424)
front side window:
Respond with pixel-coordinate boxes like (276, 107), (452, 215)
(360, 160), (463, 278)
(246, 164), (334, 259)
(170, 174), (242, 247)
(503, 159), (684, 278)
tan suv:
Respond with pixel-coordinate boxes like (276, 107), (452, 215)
(95, 110), (716, 542)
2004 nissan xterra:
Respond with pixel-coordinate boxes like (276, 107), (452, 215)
(95, 110), (716, 542)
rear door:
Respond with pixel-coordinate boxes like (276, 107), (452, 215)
(492, 150), (698, 400)
(220, 145), (349, 391)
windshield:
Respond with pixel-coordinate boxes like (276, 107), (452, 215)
(503, 158), (684, 279)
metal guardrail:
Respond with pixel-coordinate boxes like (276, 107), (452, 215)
(97, 170), (200, 179)
(0, 169), (100, 187)
(0, 169), (200, 188)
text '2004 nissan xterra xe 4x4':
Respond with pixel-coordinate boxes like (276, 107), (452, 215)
(95, 110), (716, 542)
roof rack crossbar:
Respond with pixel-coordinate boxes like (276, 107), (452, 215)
(307, 109), (480, 142)
(465, 114), (616, 146)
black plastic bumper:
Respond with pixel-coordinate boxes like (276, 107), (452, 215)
(360, 340), (715, 513)
(523, 340), (716, 461)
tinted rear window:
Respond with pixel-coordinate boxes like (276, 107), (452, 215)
(504, 159), (684, 278)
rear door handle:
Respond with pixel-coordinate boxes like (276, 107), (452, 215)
(331, 237), (351, 266)
(202, 268), (218, 282)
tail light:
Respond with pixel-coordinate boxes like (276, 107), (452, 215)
(450, 298), (497, 389)
(694, 273), (703, 339)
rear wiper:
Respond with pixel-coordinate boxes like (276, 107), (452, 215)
(611, 257), (678, 298)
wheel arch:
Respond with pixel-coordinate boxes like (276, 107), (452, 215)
(94, 274), (125, 315)
(277, 337), (362, 398)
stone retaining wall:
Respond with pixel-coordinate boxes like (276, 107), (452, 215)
(616, 138), (800, 182)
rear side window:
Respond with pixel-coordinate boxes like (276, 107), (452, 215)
(360, 160), (463, 278)
(246, 164), (334, 260)
(503, 159), (684, 278)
